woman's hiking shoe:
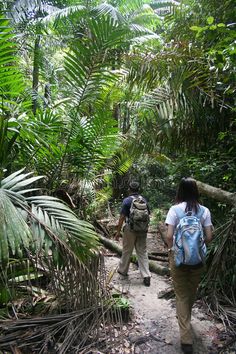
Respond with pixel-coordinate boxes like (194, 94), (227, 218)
(143, 277), (151, 286)
(181, 343), (193, 354)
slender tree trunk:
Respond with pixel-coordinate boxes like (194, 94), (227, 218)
(44, 83), (51, 109)
(32, 35), (41, 115)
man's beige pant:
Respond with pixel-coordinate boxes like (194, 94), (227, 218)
(169, 253), (204, 344)
(118, 224), (151, 278)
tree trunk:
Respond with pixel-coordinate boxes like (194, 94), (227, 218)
(196, 180), (236, 206)
(32, 35), (41, 115)
(98, 234), (170, 276)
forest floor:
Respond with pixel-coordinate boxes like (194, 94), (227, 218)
(102, 227), (236, 354)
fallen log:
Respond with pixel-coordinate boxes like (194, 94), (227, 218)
(148, 251), (168, 257)
(149, 251), (168, 257)
(196, 180), (236, 206)
(148, 255), (168, 262)
(98, 234), (170, 276)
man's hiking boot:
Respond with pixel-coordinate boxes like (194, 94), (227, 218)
(117, 270), (128, 276)
(181, 343), (193, 354)
(143, 277), (151, 287)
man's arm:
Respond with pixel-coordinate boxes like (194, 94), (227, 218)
(115, 214), (126, 240)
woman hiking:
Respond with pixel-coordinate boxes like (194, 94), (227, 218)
(165, 177), (213, 354)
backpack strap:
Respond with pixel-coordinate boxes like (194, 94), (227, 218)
(128, 195), (139, 223)
(174, 205), (205, 222)
(173, 206), (186, 221)
(131, 195), (143, 203)
(196, 205), (205, 222)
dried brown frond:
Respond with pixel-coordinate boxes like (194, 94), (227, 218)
(201, 212), (236, 333)
(0, 250), (123, 352)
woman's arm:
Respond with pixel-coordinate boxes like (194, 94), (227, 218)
(165, 224), (175, 249)
(204, 225), (213, 245)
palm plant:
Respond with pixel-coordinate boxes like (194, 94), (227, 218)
(0, 12), (121, 351)
(44, 5), (160, 186)
(0, 16), (25, 176)
(0, 167), (123, 353)
(0, 168), (99, 265)
(2, 1), (163, 190)
(0, 167), (99, 295)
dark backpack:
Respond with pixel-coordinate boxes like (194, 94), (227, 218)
(174, 206), (206, 267)
(129, 196), (150, 232)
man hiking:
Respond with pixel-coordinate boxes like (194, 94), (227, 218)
(115, 181), (151, 286)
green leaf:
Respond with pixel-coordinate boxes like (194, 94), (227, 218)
(190, 25), (201, 32)
(1, 168), (26, 187)
(0, 169), (99, 264)
(207, 16), (214, 25)
(0, 190), (32, 267)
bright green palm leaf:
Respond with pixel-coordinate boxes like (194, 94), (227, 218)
(0, 168), (26, 186)
(42, 5), (86, 27)
(26, 196), (100, 255)
(0, 169), (100, 265)
(18, 188), (41, 195)
(9, 176), (45, 191)
(92, 3), (125, 23)
(0, 190), (32, 267)
(64, 16), (128, 107)
(0, 17), (24, 96)
(1, 172), (34, 189)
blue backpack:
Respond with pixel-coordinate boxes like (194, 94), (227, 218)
(174, 206), (206, 267)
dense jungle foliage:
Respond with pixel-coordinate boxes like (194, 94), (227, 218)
(0, 0), (235, 351)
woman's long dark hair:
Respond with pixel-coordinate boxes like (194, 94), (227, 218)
(175, 177), (200, 213)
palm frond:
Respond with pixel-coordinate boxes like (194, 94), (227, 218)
(129, 23), (157, 35)
(28, 143), (65, 184)
(2, 174), (43, 191)
(42, 5), (86, 27)
(130, 5), (162, 27)
(0, 16), (24, 97)
(14, 109), (66, 178)
(107, 150), (133, 175)
(92, 3), (125, 23)
(201, 216), (236, 329)
(150, 0), (180, 8)
(63, 16), (128, 109)
(0, 170), (99, 267)
(131, 33), (161, 45)
(118, 0), (145, 15)
(9, 0), (57, 23)
(66, 110), (120, 177)
(0, 190), (32, 266)
(134, 87), (172, 110)
(0, 15), (25, 172)
(150, 0), (180, 15)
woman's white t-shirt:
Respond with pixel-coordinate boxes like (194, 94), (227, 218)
(165, 202), (212, 228)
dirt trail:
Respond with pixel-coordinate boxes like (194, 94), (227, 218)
(104, 231), (226, 354)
